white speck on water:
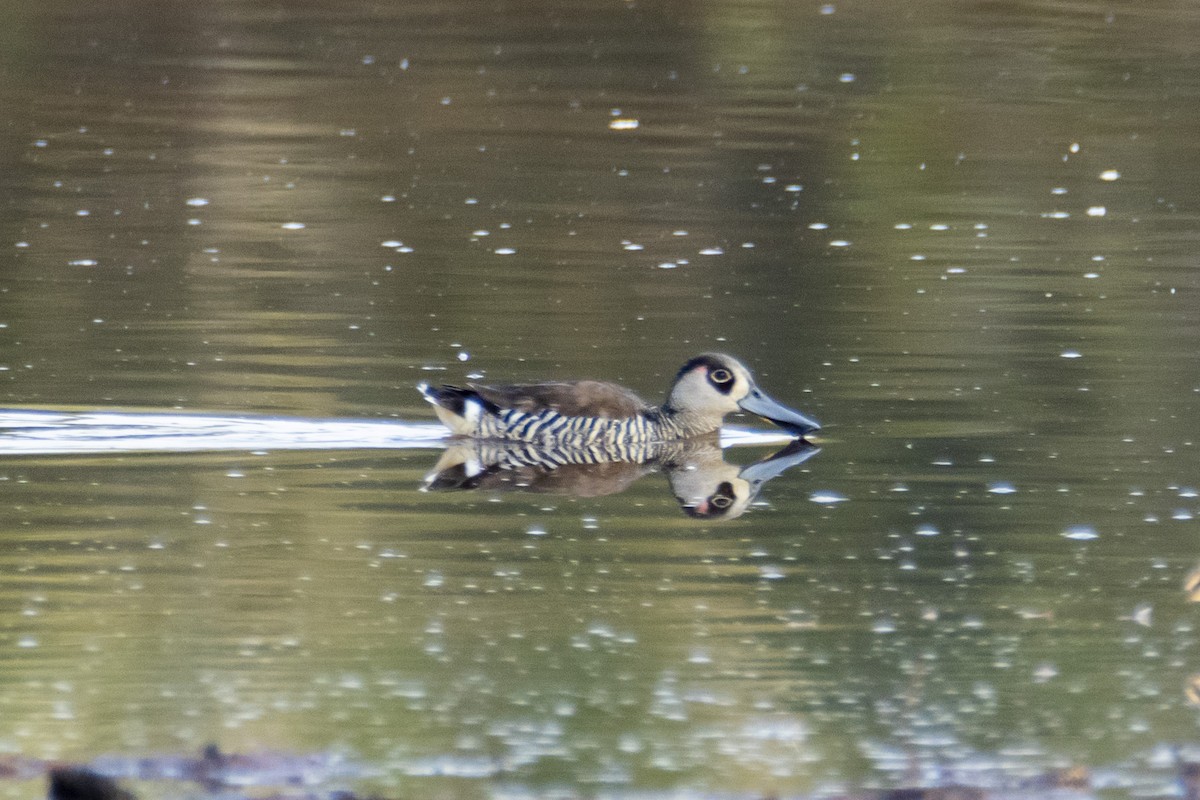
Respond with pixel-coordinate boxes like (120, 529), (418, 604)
(464, 197), (478, 205)
(34, 140), (47, 148)
(423, 571), (444, 588)
(1173, 509), (1194, 521)
(829, 240), (851, 248)
(1062, 525), (1099, 541)
(456, 351), (470, 362)
(759, 565), (785, 580)
(17, 636), (38, 648)
(69, 259), (97, 267)
(281, 222), (305, 230)
(609, 118), (639, 130)
(381, 195), (396, 202)
(527, 526), (547, 536)
(494, 247), (516, 255)
(820, 4), (836, 14)
(15, 242), (28, 248)
(1179, 487), (1198, 498)
(186, 197), (209, 207)
(472, 230), (489, 237)
(762, 176), (776, 184)
(1099, 169), (1121, 181)
(809, 491), (848, 504)
(910, 254), (925, 261)
(785, 184), (803, 192)
(1033, 663), (1059, 683)
(657, 262), (677, 270)
(225, 471), (245, 478)
(915, 524), (939, 536)
(809, 222), (829, 230)
(1042, 211), (1070, 219)
(930, 223), (949, 231)
(1087, 206), (1107, 217)
(622, 242), (643, 251)
(946, 267), (966, 274)
(988, 483), (1017, 495)
(381, 240), (403, 248)
(1084, 272), (1100, 279)
(894, 222), (912, 230)
(75, 209), (89, 216)
(1131, 604), (1153, 627)
(871, 619), (896, 634)
(1051, 187), (1068, 195)
(699, 247), (724, 256)
(741, 242), (755, 248)
(1061, 350), (1082, 359)
(839, 73), (856, 83)
(672, 230), (689, 236)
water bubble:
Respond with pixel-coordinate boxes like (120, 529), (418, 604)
(1062, 525), (1099, 541)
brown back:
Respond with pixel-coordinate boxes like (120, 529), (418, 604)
(470, 380), (650, 419)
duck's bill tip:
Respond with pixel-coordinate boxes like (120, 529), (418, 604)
(737, 390), (820, 437)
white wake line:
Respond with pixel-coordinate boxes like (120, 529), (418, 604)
(0, 409), (796, 456)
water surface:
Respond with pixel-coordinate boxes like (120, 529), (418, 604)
(1, 0), (1199, 797)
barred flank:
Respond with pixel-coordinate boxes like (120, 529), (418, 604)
(472, 408), (687, 447)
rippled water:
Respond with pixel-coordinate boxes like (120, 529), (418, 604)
(1, 0), (1199, 797)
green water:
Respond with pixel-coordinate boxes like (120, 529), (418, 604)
(1, 0), (1198, 797)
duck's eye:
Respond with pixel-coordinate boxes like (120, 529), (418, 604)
(709, 493), (734, 510)
(709, 368), (733, 385)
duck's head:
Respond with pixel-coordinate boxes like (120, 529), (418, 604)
(665, 353), (821, 437)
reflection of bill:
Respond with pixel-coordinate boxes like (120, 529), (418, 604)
(422, 438), (820, 520)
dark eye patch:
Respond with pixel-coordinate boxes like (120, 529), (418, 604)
(708, 485), (735, 509)
(708, 367), (735, 393)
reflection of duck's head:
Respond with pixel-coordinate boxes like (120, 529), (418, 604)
(669, 439), (821, 521)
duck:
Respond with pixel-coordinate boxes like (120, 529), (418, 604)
(418, 353), (820, 447)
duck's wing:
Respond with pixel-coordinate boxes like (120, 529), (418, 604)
(470, 380), (650, 418)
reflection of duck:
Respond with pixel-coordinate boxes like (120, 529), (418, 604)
(423, 437), (819, 519)
(419, 353), (819, 448)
